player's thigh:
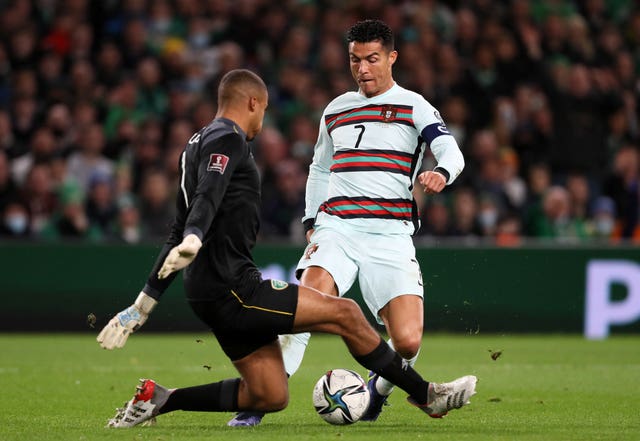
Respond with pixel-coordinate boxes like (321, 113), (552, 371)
(291, 284), (360, 334)
(233, 340), (289, 409)
(292, 285), (382, 356)
(357, 233), (424, 324)
(296, 226), (358, 295)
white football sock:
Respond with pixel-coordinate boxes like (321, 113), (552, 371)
(376, 338), (420, 396)
(279, 332), (310, 376)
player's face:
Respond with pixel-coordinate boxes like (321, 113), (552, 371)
(247, 91), (268, 141)
(349, 40), (397, 98)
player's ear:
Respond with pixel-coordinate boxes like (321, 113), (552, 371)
(388, 50), (398, 66)
(248, 96), (257, 111)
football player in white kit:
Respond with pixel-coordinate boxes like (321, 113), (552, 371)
(228, 19), (465, 427)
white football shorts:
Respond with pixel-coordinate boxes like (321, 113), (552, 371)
(296, 223), (424, 323)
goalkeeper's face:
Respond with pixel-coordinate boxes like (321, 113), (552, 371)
(349, 40), (397, 98)
(247, 90), (269, 141)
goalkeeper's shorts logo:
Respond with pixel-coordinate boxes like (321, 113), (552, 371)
(271, 280), (289, 290)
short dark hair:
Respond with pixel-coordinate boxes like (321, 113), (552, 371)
(346, 19), (394, 51)
(218, 69), (266, 106)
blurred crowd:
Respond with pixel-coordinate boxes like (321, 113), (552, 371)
(0, 0), (639, 245)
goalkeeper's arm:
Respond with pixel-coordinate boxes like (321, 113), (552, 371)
(97, 234), (202, 350)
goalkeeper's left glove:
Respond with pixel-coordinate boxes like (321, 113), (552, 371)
(157, 233), (202, 279)
(97, 292), (157, 350)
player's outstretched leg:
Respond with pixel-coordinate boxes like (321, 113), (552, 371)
(108, 379), (172, 428)
(407, 375), (477, 418)
(228, 332), (311, 427)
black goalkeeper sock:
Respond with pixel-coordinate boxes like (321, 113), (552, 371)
(160, 378), (240, 413)
(354, 339), (429, 404)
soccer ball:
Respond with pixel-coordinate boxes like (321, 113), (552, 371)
(312, 368), (370, 425)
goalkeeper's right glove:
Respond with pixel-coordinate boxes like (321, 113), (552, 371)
(97, 292), (157, 350)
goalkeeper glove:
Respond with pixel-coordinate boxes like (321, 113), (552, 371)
(97, 292), (157, 349)
(157, 233), (202, 279)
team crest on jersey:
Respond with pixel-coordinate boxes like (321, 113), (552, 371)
(271, 279), (289, 290)
(304, 243), (319, 259)
(380, 105), (397, 122)
(207, 154), (229, 174)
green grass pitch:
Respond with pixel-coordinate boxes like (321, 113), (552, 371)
(0, 333), (638, 441)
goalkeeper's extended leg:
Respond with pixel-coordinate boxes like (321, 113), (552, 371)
(227, 332), (311, 427)
(108, 378), (241, 428)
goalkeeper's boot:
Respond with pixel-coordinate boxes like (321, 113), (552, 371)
(407, 375), (477, 418)
(108, 379), (173, 428)
(360, 371), (390, 421)
(227, 411), (265, 427)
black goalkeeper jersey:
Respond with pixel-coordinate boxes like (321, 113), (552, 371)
(143, 117), (262, 300)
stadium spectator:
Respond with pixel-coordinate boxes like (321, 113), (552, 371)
(0, 200), (30, 238)
(68, 58), (102, 104)
(135, 57), (168, 117)
(287, 114), (317, 164)
(565, 172), (593, 222)
(20, 163), (58, 234)
(44, 103), (75, 154)
(603, 144), (640, 239)
(260, 158), (306, 240)
(590, 195), (617, 241)
(12, 127), (58, 185)
(530, 185), (590, 241)
(254, 126), (289, 204)
(104, 77), (146, 141)
(66, 123), (115, 193)
(70, 100), (99, 131)
(138, 167), (174, 239)
(104, 118), (138, 162)
(477, 193), (501, 237)
(111, 194), (144, 244)
(85, 172), (118, 235)
(449, 186), (482, 239)
(523, 161), (553, 234)
(40, 180), (102, 241)
(95, 41), (126, 89)
(37, 50), (67, 104)
(0, 43), (11, 109)
(495, 212), (523, 247)
(0, 111), (15, 154)
(499, 147), (527, 212)
(0, 150), (18, 212)
(419, 196), (453, 238)
(129, 119), (164, 192)
(9, 94), (39, 159)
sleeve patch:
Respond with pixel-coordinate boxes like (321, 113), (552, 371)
(207, 154), (230, 174)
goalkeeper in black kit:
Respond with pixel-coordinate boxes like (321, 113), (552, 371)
(97, 69), (477, 428)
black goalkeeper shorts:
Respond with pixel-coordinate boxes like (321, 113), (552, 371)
(188, 279), (298, 361)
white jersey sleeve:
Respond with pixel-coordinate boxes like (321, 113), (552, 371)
(413, 98), (464, 185)
(302, 117), (332, 224)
